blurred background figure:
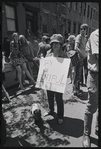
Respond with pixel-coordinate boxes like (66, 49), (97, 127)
(19, 34), (39, 81)
(37, 35), (51, 58)
(19, 35), (35, 79)
(82, 29), (99, 147)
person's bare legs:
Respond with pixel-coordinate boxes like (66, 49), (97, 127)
(16, 65), (25, 90)
(22, 62), (35, 85)
(27, 62), (34, 78)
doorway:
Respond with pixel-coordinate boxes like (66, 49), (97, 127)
(26, 10), (39, 38)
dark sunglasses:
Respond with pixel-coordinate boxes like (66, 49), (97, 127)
(80, 28), (86, 31)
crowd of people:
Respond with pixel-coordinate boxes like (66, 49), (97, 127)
(2, 23), (99, 147)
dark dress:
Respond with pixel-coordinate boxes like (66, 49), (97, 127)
(10, 41), (27, 68)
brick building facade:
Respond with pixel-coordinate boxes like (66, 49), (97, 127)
(2, 2), (99, 43)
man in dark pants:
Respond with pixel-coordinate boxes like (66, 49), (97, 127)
(82, 29), (99, 147)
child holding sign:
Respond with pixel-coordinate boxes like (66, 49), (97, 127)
(44, 34), (68, 124)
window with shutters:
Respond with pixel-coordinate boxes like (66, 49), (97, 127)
(84, 2), (86, 16)
(74, 2), (78, 12)
(5, 4), (16, 32)
(79, 2), (82, 13)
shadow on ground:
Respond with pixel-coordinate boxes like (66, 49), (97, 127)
(90, 136), (98, 146)
(64, 91), (88, 105)
(46, 116), (84, 138)
(3, 136), (35, 147)
(78, 91), (88, 101)
(7, 85), (40, 99)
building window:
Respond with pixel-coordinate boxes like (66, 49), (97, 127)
(27, 20), (32, 30)
(68, 20), (71, 33)
(5, 4), (16, 32)
(42, 12), (49, 33)
(73, 22), (76, 34)
(84, 2), (86, 16)
(93, 8), (96, 20)
(87, 5), (90, 18)
(74, 2), (78, 12)
(78, 22), (81, 34)
(79, 2), (82, 13)
(90, 7), (93, 19)
(68, 2), (72, 10)
(68, 2), (70, 8)
(52, 14), (57, 34)
(26, 11), (33, 31)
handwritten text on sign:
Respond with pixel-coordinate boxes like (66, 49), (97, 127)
(35, 57), (71, 93)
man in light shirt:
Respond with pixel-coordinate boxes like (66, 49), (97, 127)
(82, 29), (99, 147)
(74, 23), (88, 96)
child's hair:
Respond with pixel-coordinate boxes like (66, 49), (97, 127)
(67, 35), (75, 43)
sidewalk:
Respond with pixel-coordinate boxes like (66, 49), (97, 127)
(2, 78), (98, 147)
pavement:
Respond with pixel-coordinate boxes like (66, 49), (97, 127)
(2, 78), (98, 147)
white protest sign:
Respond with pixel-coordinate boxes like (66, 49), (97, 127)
(35, 57), (71, 93)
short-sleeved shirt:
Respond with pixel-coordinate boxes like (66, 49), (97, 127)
(75, 34), (87, 58)
(37, 43), (51, 58)
(86, 29), (99, 72)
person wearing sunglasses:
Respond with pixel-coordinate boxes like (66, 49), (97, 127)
(74, 23), (88, 96)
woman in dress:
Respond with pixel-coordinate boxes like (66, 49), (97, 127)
(9, 32), (35, 90)
(18, 35), (35, 79)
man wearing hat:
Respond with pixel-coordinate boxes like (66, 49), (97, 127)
(44, 34), (68, 124)
(74, 23), (88, 96)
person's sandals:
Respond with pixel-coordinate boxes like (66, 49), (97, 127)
(57, 119), (63, 124)
(23, 80), (29, 85)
